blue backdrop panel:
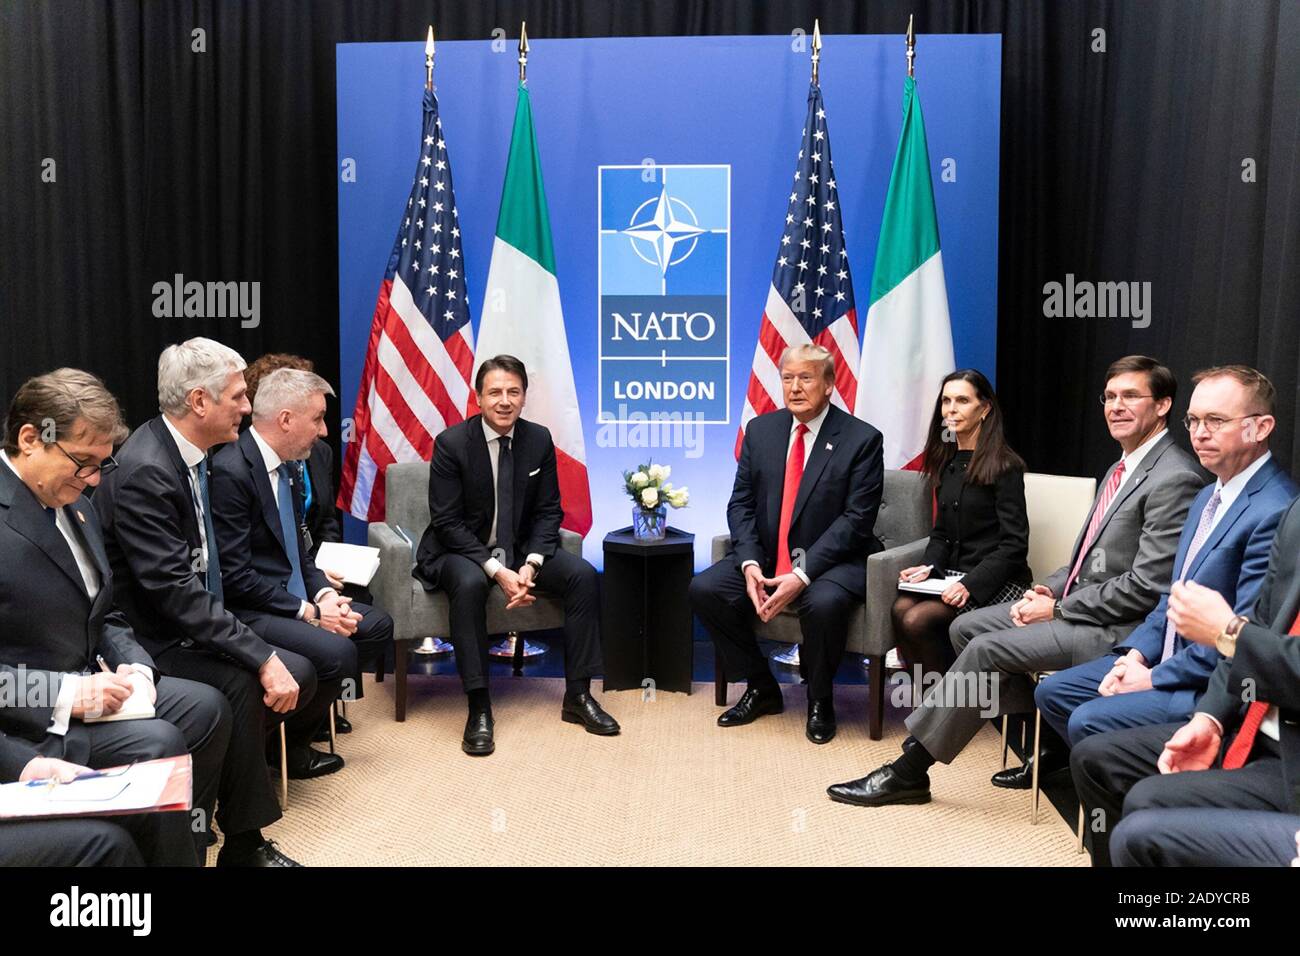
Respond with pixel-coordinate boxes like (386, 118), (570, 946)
(337, 34), (1001, 569)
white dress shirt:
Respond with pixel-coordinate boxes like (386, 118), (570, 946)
(0, 450), (152, 736)
(480, 418), (545, 580)
(740, 403), (832, 587)
(1112, 428), (1168, 500)
(162, 415), (212, 575)
(249, 427), (334, 618)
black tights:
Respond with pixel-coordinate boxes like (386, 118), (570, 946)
(891, 594), (959, 679)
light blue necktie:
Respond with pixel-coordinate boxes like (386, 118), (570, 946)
(194, 462), (223, 602)
(276, 464), (308, 601)
(1160, 489), (1222, 661)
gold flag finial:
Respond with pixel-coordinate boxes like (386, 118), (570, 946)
(519, 22), (529, 83)
(811, 19), (822, 86)
(425, 25), (435, 90)
(906, 15), (915, 78)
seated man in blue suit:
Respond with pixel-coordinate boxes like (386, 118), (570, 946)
(210, 368), (394, 752)
(1029, 366), (1295, 783)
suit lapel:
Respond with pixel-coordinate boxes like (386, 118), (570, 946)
(0, 464), (87, 597)
(466, 417), (495, 533)
(241, 430), (287, 556)
(1185, 460), (1279, 580)
(68, 499), (112, 615)
(511, 422), (529, 535)
(1089, 433), (1175, 544)
(790, 406), (842, 527)
(150, 416), (203, 549)
(765, 410), (792, 537)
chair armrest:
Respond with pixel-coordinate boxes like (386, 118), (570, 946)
(861, 538), (929, 656)
(558, 528), (582, 556)
(368, 523), (414, 611)
(711, 534), (730, 564)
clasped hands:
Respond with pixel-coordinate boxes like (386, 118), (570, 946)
(744, 564), (805, 622)
(495, 563), (539, 610)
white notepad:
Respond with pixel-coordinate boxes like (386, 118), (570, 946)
(898, 573), (964, 596)
(315, 542), (382, 586)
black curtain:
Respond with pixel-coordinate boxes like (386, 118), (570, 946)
(1, 0), (1297, 483)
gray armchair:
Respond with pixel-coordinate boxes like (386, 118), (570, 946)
(709, 468), (931, 739)
(367, 461), (582, 720)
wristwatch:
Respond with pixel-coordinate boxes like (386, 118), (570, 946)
(526, 559), (543, 574)
(308, 602), (322, 628)
(1052, 600), (1064, 620)
(1215, 615), (1248, 658)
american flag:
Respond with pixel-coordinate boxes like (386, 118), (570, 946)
(736, 83), (860, 455)
(339, 86), (478, 521)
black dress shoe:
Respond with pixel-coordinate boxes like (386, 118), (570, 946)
(990, 748), (1069, 789)
(312, 714), (353, 743)
(280, 746), (345, 779)
(462, 709), (495, 755)
(717, 685), (784, 727)
(561, 692), (620, 735)
(216, 839), (302, 867)
(826, 763), (931, 807)
(806, 698), (837, 744)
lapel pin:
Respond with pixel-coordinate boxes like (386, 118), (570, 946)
(825, 442), (833, 451)
(76, 510), (86, 523)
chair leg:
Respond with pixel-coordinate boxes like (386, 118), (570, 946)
(328, 705), (337, 755)
(868, 655), (885, 741)
(1030, 706), (1043, 824)
(395, 640), (409, 722)
(714, 656), (726, 707)
(279, 723), (289, 808)
(1077, 802), (1086, 854)
(1000, 715), (1009, 769)
(510, 631), (524, 677)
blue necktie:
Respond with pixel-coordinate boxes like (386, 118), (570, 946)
(194, 462), (224, 602)
(44, 506), (57, 526)
(276, 464), (308, 601)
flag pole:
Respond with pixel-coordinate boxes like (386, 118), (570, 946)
(906, 14), (915, 78)
(810, 19), (822, 86)
(412, 25), (460, 659)
(425, 25), (435, 90)
(518, 21), (529, 84)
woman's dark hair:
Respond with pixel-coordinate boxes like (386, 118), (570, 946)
(919, 369), (1025, 487)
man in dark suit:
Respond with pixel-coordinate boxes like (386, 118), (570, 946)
(0, 729), (195, 866)
(1072, 491), (1300, 865)
(1037, 366), (1296, 747)
(414, 354), (617, 756)
(690, 343), (885, 745)
(96, 337), (327, 867)
(0, 369), (230, 866)
(828, 355), (1204, 805)
(211, 367), (392, 738)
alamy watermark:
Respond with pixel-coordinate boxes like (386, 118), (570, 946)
(152, 273), (261, 329)
(1042, 274), (1151, 329)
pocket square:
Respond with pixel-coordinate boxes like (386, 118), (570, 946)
(528, 467), (541, 477)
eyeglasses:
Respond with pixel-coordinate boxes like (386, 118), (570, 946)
(52, 442), (117, 479)
(1099, 392), (1153, 407)
(1182, 413), (1265, 436)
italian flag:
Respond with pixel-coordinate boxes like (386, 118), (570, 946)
(855, 76), (956, 469)
(475, 82), (593, 535)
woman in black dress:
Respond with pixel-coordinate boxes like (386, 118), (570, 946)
(892, 369), (1031, 678)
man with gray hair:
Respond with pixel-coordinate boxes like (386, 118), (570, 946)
(97, 337), (323, 867)
(210, 368), (394, 742)
(690, 343), (885, 744)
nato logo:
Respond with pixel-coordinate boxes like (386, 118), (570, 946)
(598, 164), (729, 424)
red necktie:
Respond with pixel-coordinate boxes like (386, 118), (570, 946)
(1063, 459), (1126, 596)
(775, 423), (809, 576)
(1221, 609), (1300, 769)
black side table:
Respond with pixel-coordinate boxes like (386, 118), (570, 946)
(601, 527), (695, 694)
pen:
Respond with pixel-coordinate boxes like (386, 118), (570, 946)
(906, 565), (933, 583)
(96, 655), (111, 674)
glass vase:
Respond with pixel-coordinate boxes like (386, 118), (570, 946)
(633, 504), (668, 541)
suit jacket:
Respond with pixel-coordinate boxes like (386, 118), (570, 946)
(414, 415), (564, 589)
(0, 462), (156, 743)
(1116, 458), (1296, 696)
(0, 728), (39, 782)
(726, 404), (884, 597)
(303, 439), (342, 558)
(210, 429), (331, 618)
(1041, 432), (1204, 627)
(94, 416), (276, 672)
(1198, 494), (1300, 814)
(921, 456), (1031, 604)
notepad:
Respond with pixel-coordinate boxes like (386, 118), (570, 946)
(898, 573), (964, 596)
(83, 678), (156, 724)
(315, 542), (382, 586)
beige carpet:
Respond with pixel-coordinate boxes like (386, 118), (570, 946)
(214, 675), (1089, 867)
